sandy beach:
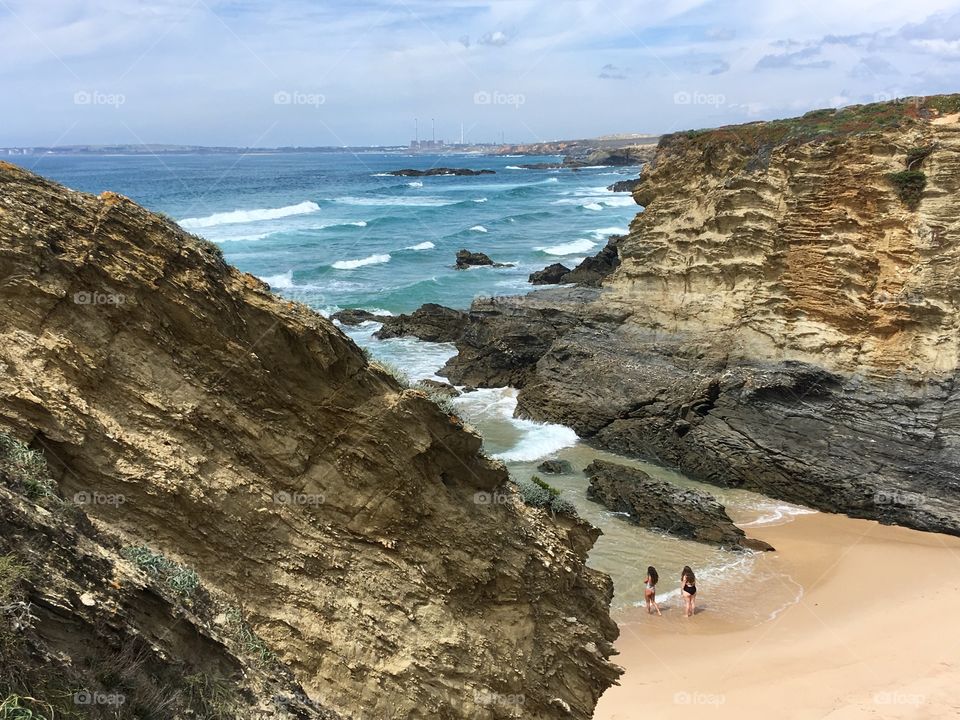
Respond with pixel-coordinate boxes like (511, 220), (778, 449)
(594, 512), (960, 719)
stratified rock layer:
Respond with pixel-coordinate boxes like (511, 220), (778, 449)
(443, 98), (960, 536)
(0, 161), (620, 719)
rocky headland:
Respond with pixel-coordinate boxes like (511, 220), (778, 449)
(395, 96), (960, 536)
(0, 161), (620, 718)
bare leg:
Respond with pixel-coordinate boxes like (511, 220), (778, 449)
(652, 597), (662, 616)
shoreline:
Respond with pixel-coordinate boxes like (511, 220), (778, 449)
(594, 511), (960, 718)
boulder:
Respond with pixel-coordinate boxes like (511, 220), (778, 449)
(456, 249), (508, 270)
(332, 308), (380, 325)
(375, 303), (468, 343)
(584, 460), (773, 551)
(538, 459), (574, 474)
(529, 263), (572, 285)
(417, 379), (461, 398)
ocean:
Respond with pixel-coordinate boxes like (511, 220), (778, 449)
(26, 151), (815, 620)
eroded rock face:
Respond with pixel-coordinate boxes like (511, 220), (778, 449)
(584, 460), (772, 550)
(0, 161), (621, 719)
(441, 98), (960, 536)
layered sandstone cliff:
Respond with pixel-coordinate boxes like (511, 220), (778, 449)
(0, 162), (620, 719)
(442, 96), (960, 535)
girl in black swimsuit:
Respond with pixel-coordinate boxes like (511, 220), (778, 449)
(681, 565), (697, 618)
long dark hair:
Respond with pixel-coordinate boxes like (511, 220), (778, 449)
(682, 565), (695, 584)
(647, 566), (659, 585)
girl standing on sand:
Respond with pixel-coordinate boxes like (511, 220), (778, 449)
(681, 566), (697, 617)
(644, 566), (662, 615)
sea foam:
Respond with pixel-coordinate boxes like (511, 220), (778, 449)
(539, 239), (597, 255)
(179, 201), (320, 229)
(332, 253), (392, 270)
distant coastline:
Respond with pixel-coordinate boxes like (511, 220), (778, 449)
(1, 134), (660, 158)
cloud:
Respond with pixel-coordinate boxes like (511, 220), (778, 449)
(478, 30), (510, 47)
(598, 63), (629, 80)
(755, 46), (832, 70)
(850, 56), (899, 78)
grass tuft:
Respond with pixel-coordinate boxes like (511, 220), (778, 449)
(0, 434), (54, 501)
(120, 546), (200, 598)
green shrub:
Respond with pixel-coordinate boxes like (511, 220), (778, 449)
(887, 170), (927, 209)
(514, 476), (577, 517)
(120, 546), (200, 598)
(0, 434), (54, 500)
(905, 145), (934, 169)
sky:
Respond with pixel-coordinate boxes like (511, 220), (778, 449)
(2, 0), (960, 147)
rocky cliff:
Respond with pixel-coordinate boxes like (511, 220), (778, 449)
(0, 162), (620, 719)
(442, 96), (960, 536)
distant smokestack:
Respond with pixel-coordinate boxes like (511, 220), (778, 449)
(415, 118), (419, 144)
(460, 122), (464, 145)
(432, 118), (435, 143)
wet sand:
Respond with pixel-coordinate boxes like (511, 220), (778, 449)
(594, 511), (960, 719)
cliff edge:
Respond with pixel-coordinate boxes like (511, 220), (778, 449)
(442, 96), (960, 535)
(0, 161), (620, 719)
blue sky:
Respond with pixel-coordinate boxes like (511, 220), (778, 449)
(3, 0), (960, 146)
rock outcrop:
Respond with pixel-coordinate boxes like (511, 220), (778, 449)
(584, 460), (773, 551)
(0, 161), (621, 718)
(455, 249), (508, 269)
(331, 308), (380, 325)
(529, 263), (572, 285)
(440, 96), (960, 536)
(387, 168), (495, 176)
(374, 303), (468, 342)
(606, 178), (642, 192)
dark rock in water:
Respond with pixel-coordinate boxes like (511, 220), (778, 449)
(455, 249), (508, 270)
(417, 379), (461, 398)
(538, 459), (574, 474)
(584, 460), (768, 550)
(375, 303), (468, 343)
(461, 385), (478, 393)
(529, 263), (573, 285)
(562, 235), (623, 286)
(388, 168), (495, 177)
(527, 236), (623, 288)
(516, 162), (563, 170)
(607, 178), (642, 192)
(441, 288), (604, 389)
(332, 308), (380, 325)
